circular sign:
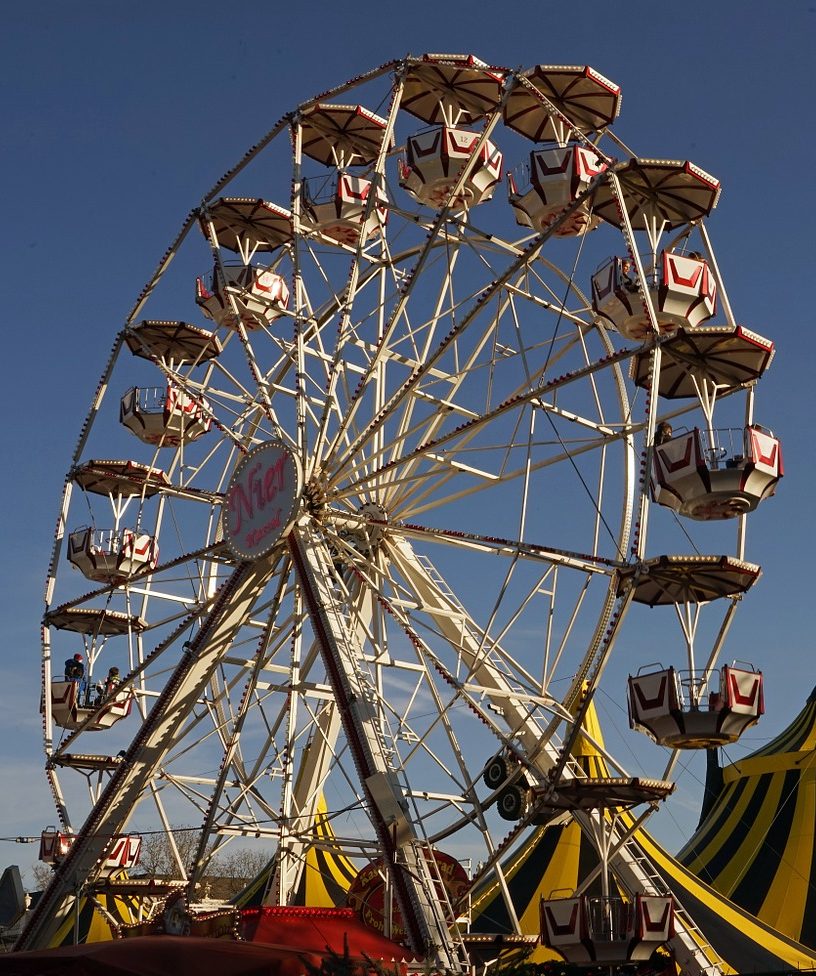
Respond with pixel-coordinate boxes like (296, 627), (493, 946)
(223, 440), (301, 560)
(346, 848), (469, 938)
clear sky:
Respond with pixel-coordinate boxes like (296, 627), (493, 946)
(1, 1), (814, 889)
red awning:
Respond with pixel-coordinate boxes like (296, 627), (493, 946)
(240, 906), (414, 962)
(0, 935), (325, 976)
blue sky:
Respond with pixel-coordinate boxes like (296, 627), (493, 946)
(2, 2), (815, 887)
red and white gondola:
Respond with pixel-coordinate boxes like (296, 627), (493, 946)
(541, 893), (675, 964)
(195, 263), (289, 331)
(508, 144), (606, 236)
(592, 250), (716, 341)
(628, 663), (764, 749)
(652, 425), (782, 520)
(120, 384), (211, 447)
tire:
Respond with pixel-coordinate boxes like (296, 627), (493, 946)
(497, 785), (526, 821)
(483, 755), (508, 791)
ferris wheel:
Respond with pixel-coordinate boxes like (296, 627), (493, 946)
(23, 55), (781, 970)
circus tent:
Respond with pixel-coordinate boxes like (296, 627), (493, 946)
(678, 685), (816, 949)
(234, 798), (358, 910)
(233, 693), (816, 971)
(39, 884), (149, 948)
(469, 693), (816, 972)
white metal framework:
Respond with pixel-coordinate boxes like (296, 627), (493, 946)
(24, 55), (778, 972)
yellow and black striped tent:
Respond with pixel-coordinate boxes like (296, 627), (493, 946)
(45, 885), (145, 947)
(469, 695), (816, 972)
(678, 685), (816, 949)
(234, 797), (357, 909)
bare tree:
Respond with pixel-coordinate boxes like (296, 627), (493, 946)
(133, 830), (271, 898)
(134, 828), (203, 879)
(27, 862), (54, 893)
(208, 847), (272, 897)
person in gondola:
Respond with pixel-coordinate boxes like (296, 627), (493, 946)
(654, 421), (673, 446)
(91, 666), (121, 706)
(64, 653), (89, 704)
(64, 654), (84, 682)
(104, 666), (121, 696)
(620, 257), (638, 291)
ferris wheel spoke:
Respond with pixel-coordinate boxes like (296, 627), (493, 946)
(319, 237), (525, 480)
(340, 427), (626, 529)
(159, 622), (300, 781)
(22, 554), (285, 951)
(380, 523), (620, 752)
(187, 560), (299, 880)
(384, 537), (565, 761)
(318, 249), (472, 482)
(325, 112), (509, 471)
(307, 82), (405, 468)
(376, 286), (531, 493)
(329, 186), (607, 476)
(389, 520), (620, 575)
(330, 338), (635, 505)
